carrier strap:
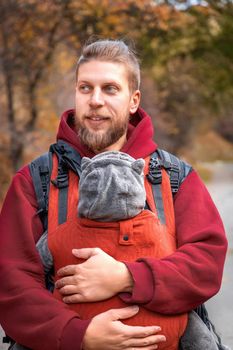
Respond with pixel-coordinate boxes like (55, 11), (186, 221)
(147, 149), (192, 224)
(58, 181), (69, 225)
(157, 149), (193, 194)
(49, 140), (82, 225)
(146, 155), (166, 224)
(29, 140), (82, 230)
(29, 153), (51, 230)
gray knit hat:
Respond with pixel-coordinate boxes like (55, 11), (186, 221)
(78, 151), (146, 221)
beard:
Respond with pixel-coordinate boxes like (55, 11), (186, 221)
(75, 115), (129, 152)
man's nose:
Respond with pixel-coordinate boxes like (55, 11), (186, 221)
(89, 88), (104, 108)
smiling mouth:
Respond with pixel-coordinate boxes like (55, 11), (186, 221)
(86, 115), (109, 121)
(85, 115), (110, 129)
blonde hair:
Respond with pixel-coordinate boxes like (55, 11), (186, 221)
(76, 39), (140, 92)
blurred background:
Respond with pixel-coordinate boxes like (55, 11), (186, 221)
(0, 0), (232, 348)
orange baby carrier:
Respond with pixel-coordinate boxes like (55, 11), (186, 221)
(39, 141), (188, 350)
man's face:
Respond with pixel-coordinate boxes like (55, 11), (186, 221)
(75, 60), (140, 152)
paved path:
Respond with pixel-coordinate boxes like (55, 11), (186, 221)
(205, 162), (233, 349)
(1, 162), (233, 349)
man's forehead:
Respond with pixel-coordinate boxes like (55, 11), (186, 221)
(77, 60), (128, 83)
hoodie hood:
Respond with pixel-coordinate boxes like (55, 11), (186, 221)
(56, 107), (157, 159)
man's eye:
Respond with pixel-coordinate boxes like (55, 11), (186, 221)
(79, 85), (91, 93)
(104, 85), (118, 94)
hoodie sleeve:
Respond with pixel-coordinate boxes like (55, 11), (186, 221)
(0, 166), (90, 350)
(121, 170), (228, 314)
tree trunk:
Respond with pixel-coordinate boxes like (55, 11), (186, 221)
(0, 15), (24, 172)
(9, 133), (24, 172)
(3, 70), (24, 171)
(26, 85), (38, 132)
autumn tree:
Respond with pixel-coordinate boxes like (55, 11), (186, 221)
(0, 0), (69, 171)
(0, 0), (22, 168)
(140, 0), (233, 151)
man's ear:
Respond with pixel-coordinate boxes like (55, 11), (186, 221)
(129, 90), (141, 114)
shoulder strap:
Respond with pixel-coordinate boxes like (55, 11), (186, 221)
(49, 140), (82, 225)
(156, 148), (193, 194)
(147, 149), (193, 224)
(29, 140), (82, 231)
(29, 152), (52, 231)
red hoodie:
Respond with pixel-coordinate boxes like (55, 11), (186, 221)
(0, 108), (227, 350)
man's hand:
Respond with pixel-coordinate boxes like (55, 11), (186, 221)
(82, 306), (166, 350)
(55, 248), (133, 303)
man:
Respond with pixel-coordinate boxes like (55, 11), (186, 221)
(0, 39), (227, 350)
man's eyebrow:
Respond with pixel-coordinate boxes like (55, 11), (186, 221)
(103, 81), (121, 86)
(77, 80), (91, 84)
(77, 79), (122, 87)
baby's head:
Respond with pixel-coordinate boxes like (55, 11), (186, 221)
(78, 151), (146, 221)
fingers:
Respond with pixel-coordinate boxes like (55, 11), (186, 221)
(55, 276), (76, 289)
(57, 284), (78, 297)
(57, 264), (77, 277)
(57, 248), (103, 276)
(62, 294), (83, 304)
(55, 275), (86, 302)
(125, 343), (163, 350)
(82, 307), (167, 350)
(107, 307), (166, 342)
(55, 284), (88, 303)
(72, 247), (101, 259)
(123, 324), (162, 338)
(119, 318), (166, 349)
(125, 333), (166, 348)
(108, 306), (140, 321)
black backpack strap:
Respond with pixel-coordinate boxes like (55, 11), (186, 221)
(50, 140), (82, 178)
(29, 152), (52, 231)
(49, 140), (82, 225)
(50, 152), (69, 226)
(147, 149), (193, 224)
(156, 149), (193, 195)
(29, 140), (82, 230)
(146, 154), (166, 224)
